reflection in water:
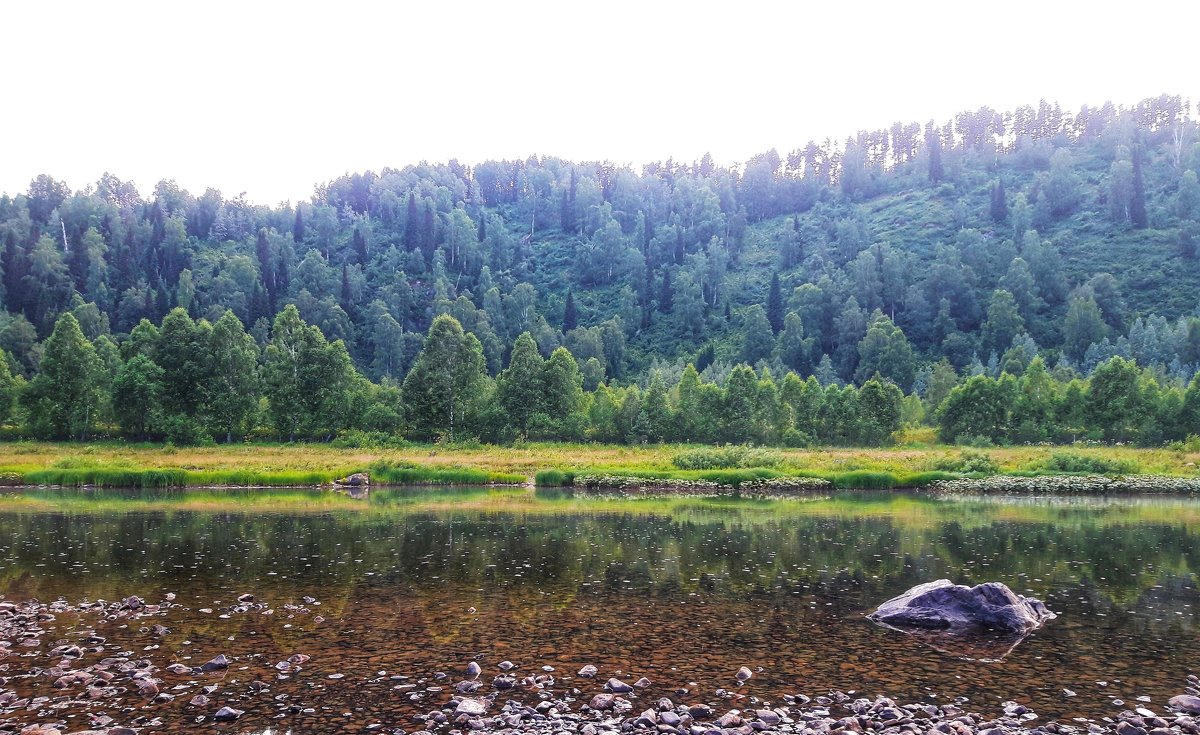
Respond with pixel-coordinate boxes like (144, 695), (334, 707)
(0, 487), (1197, 732)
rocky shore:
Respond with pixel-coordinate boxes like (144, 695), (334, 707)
(2, 594), (1199, 735)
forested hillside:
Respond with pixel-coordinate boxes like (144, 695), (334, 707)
(2, 94), (1200, 445)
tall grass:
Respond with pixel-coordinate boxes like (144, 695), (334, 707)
(368, 462), (524, 486)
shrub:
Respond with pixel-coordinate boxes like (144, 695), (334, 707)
(672, 445), (783, 470)
(331, 430), (409, 449)
(954, 434), (995, 448)
(1039, 452), (1140, 474)
(933, 450), (1000, 474)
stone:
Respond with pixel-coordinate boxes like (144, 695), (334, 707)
(590, 693), (616, 710)
(455, 698), (488, 716)
(1170, 696), (1200, 715)
(607, 678), (634, 693)
(336, 472), (370, 486)
(736, 667), (753, 682)
(214, 706), (244, 722)
(578, 664), (598, 678)
(201, 654), (230, 671)
(868, 580), (1056, 632)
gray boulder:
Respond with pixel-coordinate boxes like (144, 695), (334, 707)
(868, 579), (1055, 633)
(335, 472), (370, 486)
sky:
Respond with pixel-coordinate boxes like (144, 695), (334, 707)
(3, 1), (1196, 205)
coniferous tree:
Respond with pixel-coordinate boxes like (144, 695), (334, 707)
(1130, 145), (1148, 228)
(562, 290), (578, 332)
(767, 273), (784, 333)
(990, 179), (1008, 222)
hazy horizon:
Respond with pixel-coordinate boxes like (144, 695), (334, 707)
(5, 1), (1196, 205)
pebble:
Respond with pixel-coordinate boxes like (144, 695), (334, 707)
(736, 666), (754, 682)
(213, 706), (244, 722)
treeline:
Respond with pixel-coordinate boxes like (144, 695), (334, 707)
(2, 95), (1200, 398)
(4, 307), (1199, 447)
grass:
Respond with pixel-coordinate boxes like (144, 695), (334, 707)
(0, 441), (1195, 490)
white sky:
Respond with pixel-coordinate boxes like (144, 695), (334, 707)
(3, 1), (1195, 206)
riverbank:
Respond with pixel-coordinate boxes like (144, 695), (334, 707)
(0, 441), (1197, 491)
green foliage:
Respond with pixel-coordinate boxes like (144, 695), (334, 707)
(1038, 452), (1141, 475)
(933, 450), (1000, 474)
(671, 445), (783, 470)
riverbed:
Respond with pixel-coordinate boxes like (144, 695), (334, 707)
(0, 487), (1196, 733)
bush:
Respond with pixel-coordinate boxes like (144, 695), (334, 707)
(933, 450), (1000, 474)
(1039, 452), (1140, 474)
(534, 469), (575, 487)
(672, 445), (783, 470)
(331, 430), (409, 449)
(954, 434), (995, 448)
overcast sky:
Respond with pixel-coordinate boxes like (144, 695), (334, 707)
(4, 1), (1195, 205)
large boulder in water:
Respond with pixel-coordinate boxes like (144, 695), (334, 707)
(868, 579), (1055, 633)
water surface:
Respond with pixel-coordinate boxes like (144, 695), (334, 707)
(0, 487), (1196, 732)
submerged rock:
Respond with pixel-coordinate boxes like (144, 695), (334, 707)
(868, 579), (1056, 632)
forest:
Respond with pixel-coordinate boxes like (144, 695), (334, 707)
(2, 93), (1200, 446)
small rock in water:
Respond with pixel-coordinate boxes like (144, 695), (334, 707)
(455, 698), (488, 716)
(201, 654), (229, 672)
(237, 593), (254, 603)
(606, 678), (633, 693)
(1063, 689), (1077, 697)
(590, 693), (616, 710)
(214, 706), (244, 722)
(578, 664), (598, 678)
(736, 666), (753, 682)
(634, 677), (651, 688)
(498, 660), (516, 671)
(467, 607), (477, 614)
(466, 661), (481, 678)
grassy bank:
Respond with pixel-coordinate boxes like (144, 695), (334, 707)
(0, 441), (1196, 490)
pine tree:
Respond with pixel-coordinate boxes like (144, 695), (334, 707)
(766, 273), (784, 333)
(293, 207), (305, 243)
(926, 123), (944, 183)
(404, 192), (419, 250)
(353, 228), (368, 264)
(562, 290), (578, 332)
(659, 269), (674, 313)
(1130, 145), (1148, 228)
(990, 179), (1008, 222)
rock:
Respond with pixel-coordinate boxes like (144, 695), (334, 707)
(736, 666), (753, 682)
(688, 704), (713, 719)
(237, 593), (254, 603)
(336, 472), (370, 486)
(578, 664), (598, 678)
(201, 654), (230, 671)
(868, 579), (1056, 632)
(590, 693), (616, 710)
(214, 706), (244, 721)
(455, 698), (488, 716)
(607, 677), (634, 693)
(634, 676), (651, 688)
(1170, 696), (1200, 715)
(498, 660), (516, 671)
(466, 661), (482, 678)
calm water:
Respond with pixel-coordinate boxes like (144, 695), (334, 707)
(0, 487), (1197, 732)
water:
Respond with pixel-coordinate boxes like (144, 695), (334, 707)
(0, 487), (1197, 732)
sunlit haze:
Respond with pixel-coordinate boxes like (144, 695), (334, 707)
(4, 0), (1195, 204)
